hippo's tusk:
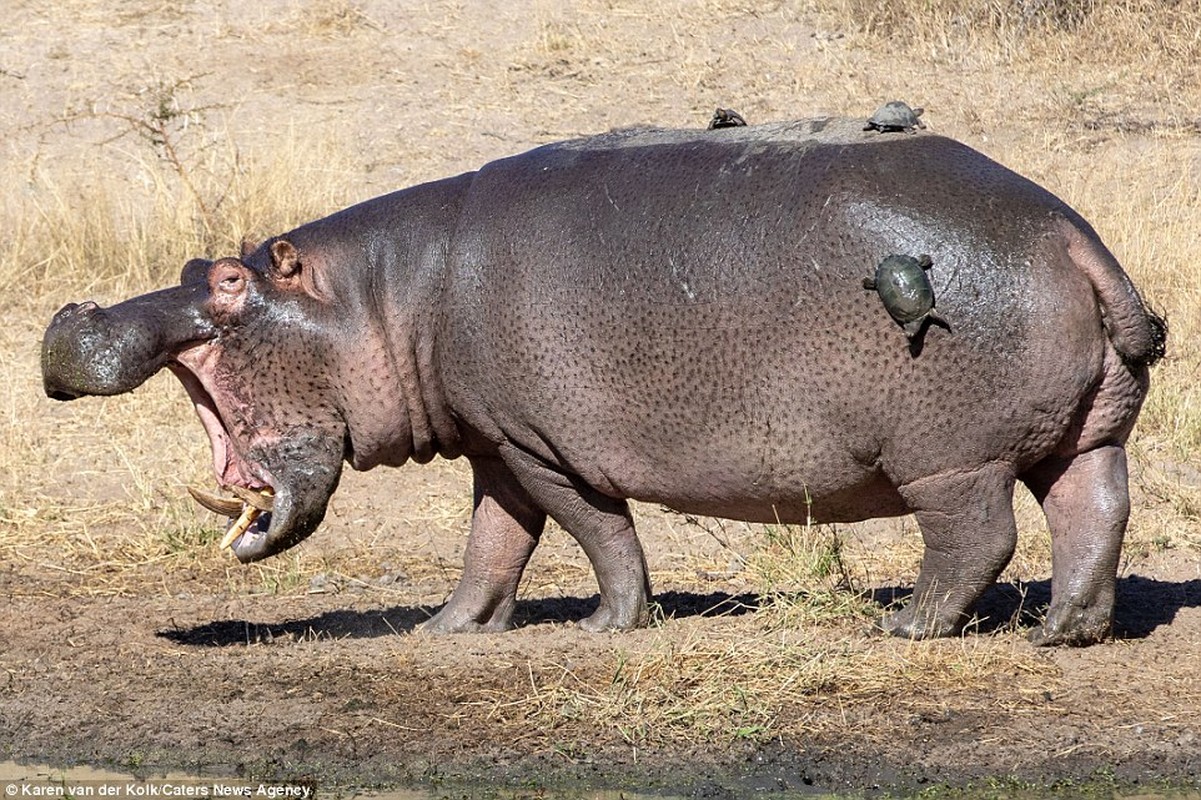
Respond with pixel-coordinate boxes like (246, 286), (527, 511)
(228, 485), (275, 512)
(187, 485), (243, 517)
(220, 505), (262, 550)
(187, 485), (274, 550)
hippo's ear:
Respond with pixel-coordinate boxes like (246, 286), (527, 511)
(181, 258), (212, 285)
(268, 238), (330, 301)
(270, 239), (301, 279)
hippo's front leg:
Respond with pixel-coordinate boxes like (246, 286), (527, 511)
(420, 457), (547, 633)
(503, 448), (653, 632)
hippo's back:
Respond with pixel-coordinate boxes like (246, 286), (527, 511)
(438, 118), (1110, 521)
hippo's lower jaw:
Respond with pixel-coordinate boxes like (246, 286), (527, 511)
(221, 458), (342, 562)
(168, 357), (344, 564)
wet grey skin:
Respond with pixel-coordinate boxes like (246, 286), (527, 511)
(42, 117), (1165, 645)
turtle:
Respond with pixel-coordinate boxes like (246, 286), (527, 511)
(862, 253), (947, 340)
(708, 108), (747, 129)
(864, 101), (926, 133)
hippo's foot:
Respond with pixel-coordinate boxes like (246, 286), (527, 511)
(418, 596), (517, 635)
(417, 457), (547, 635)
(876, 603), (964, 640)
(891, 462), (1021, 640)
(1027, 598), (1112, 647)
(1021, 446), (1128, 648)
(566, 524), (653, 633)
(579, 592), (650, 633)
(502, 451), (655, 634)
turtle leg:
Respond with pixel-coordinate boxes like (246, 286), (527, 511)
(881, 462), (1018, 638)
(927, 309), (951, 332)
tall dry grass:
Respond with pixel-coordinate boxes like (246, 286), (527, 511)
(828, 0), (1201, 74)
(0, 99), (361, 304)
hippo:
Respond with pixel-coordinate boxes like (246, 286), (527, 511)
(41, 117), (1165, 646)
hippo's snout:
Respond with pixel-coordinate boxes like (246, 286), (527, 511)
(42, 282), (217, 401)
(41, 299), (157, 399)
(43, 302), (102, 400)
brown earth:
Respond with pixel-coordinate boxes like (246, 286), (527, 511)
(3, 1), (1201, 797)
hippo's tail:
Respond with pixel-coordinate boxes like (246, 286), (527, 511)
(1055, 215), (1167, 367)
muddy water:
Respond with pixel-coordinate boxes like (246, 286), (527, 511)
(2, 762), (1199, 800)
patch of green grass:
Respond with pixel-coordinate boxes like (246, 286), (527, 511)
(160, 523), (223, 554)
(254, 554), (311, 595)
(751, 521), (878, 629)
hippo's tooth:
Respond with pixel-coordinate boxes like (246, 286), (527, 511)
(228, 484), (275, 512)
(187, 485), (244, 517)
(220, 505), (262, 550)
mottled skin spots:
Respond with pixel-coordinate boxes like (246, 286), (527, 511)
(42, 118), (1164, 645)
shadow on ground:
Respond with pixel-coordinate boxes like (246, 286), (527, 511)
(155, 590), (760, 646)
(157, 575), (1199, 647)
(873, 575), (1201, 640)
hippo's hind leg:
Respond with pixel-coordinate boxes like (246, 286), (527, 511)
(420, 456), (547, 634)
(504, 449), (652, 632)
(1021, 445), (1129, 646)
(883, 462), (1019, 638)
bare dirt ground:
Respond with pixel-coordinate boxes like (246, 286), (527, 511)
(3, 1), (1201, 797)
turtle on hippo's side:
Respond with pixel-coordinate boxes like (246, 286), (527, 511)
(863, 253), (948, 344)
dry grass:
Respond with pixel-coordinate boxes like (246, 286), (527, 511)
(1, 104), (361, 304)
(2, 0), (1200, 750)
(748, 522), (880, 628)
(828, 0), (1201, 86)
(282, 0), (383, 37)
(466, 622), (1061, 748)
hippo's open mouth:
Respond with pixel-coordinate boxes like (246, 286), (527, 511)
(168, 352), (278, 555)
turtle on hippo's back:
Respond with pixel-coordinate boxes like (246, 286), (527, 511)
(864, 100), (926, 133)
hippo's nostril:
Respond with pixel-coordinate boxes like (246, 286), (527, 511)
(52, 301), (99, 324)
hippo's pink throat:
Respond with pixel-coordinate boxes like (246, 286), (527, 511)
(169, 343), (276, 550)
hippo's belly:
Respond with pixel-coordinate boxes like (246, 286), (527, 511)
(608, 458), (910, 525)
(460, 296), (915, 523)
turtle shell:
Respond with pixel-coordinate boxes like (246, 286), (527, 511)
(865, 101), (925, 132)
(870, 254), (935, 325)
(708, 108), (747, 129)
